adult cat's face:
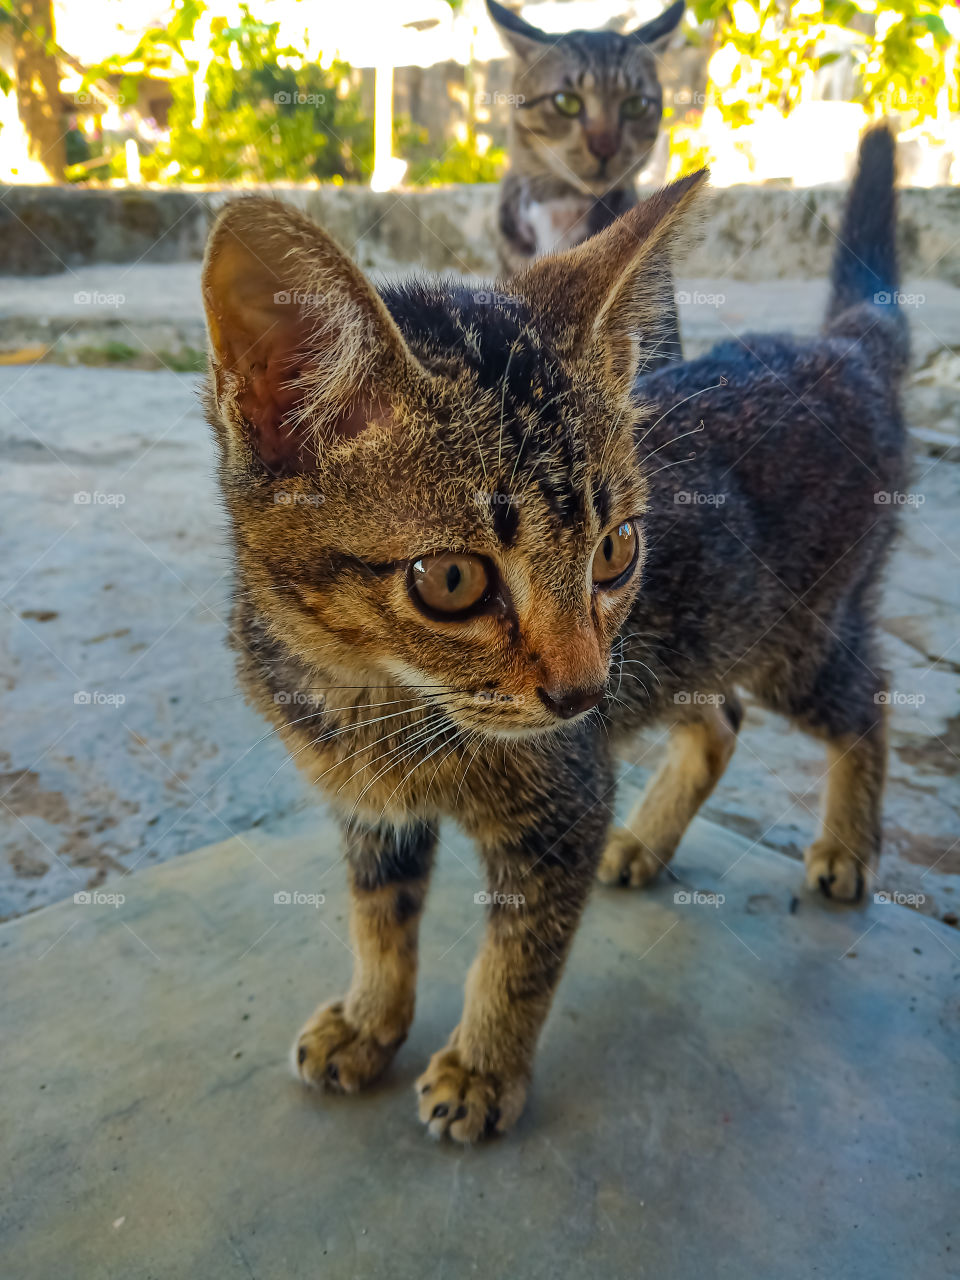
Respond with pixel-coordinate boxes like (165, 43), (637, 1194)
(488, 0), (684, 194)
(202, 174), (704, 739)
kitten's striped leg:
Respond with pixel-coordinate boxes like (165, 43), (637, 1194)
(416, 807), (603, 1143)
(292, 821), (436, 1092)
(598, 699), (740, 888)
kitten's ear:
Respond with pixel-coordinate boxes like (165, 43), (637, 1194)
(631, 0), (684, 53)
(486, 0), (551, 60)
(202, 198), (428, 475)
(514, 169), (708, 405)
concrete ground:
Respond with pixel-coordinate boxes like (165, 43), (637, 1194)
(2, 811), (957, 1279)
(1, 270), (958, 924)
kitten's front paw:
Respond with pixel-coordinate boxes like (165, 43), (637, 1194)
(292, 1000), (402, 1092)
(415, 1048), (527, 1143)
(804, 839), (869, 903)
(596, 826), (664, 888)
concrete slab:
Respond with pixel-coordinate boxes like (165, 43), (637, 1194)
(2, 815), (957, 1279)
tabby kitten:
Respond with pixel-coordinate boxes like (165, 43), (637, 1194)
(487, 0), (685, 274)
(201, 126), (905, 1143)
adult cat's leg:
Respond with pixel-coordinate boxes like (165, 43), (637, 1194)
(292, 820), (436, 1091)
(416, 801), (606, 1142)
(597, 698), (741, 888)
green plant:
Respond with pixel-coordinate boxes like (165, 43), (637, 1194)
(689, 0), (955, 128)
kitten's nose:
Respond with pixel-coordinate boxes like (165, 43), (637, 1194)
(586, 130), (619, 160)
(537, 685), (605, 720)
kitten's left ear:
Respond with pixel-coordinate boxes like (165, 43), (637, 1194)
(202, 198), (429, 475)
(513, 168), (708, 405)
(631, 0), (684, 53)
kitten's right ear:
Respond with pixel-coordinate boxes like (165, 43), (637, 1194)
(486, 0), (551, 60)
(202, 198), (428, 475)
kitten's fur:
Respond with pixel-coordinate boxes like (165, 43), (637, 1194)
(487, 0), (684, 274)
(201, 126), (906, 1143)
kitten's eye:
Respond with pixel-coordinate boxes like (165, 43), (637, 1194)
(409, 553), (491, 618)
(592, 521), (639, 589)
(553, 91), (583, 117)
(621, 95), (653, 119)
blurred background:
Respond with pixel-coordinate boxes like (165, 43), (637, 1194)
(0, 0), (957, 933)
(1, 0), (958, 190)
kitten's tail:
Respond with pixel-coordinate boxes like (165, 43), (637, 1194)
(824, 122), (909, 378)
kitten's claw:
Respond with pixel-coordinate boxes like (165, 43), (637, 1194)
(415, 1048), (527, 1143)
(596, 826), (665, 888)
(291, 1000), (401, 1092)
(803, 839), (869, 903)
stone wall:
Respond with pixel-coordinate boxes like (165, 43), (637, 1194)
(0, 181), (958, 284)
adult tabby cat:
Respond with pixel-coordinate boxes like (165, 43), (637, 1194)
(487, 0), (685, 274)
(201, 126), (905, 1143)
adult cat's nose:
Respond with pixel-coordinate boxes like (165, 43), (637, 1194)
(537, 685), (605, 720)
(586, 130), (619, 160)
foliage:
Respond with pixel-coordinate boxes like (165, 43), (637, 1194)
(406, 134), (506, 185)
(688, 0), (955, 127)
(84, 3), (374, 183)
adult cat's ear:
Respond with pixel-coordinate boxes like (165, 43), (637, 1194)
(202, 198), (428, 475)
(486, 0), (551, 60)
(514, 169), (708, 405)
(631, 0), (685, 53)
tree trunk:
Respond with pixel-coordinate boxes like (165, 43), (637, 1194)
(13, 0), (66, 180)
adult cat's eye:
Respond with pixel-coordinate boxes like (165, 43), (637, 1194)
(408, 553), (492, 619)
(592, 521), (639, 589)
(621, 95), (653, 119)
(553, 91), (583, 117)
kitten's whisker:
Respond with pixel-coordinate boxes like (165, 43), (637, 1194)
(639, 421), (705, 467)
(641, 453), (696, 480)
(635, 378), (727, 447)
